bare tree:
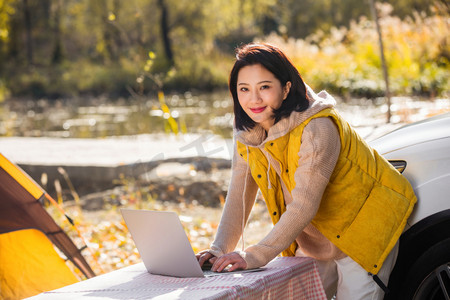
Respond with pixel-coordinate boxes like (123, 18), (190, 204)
(369, 0), (391, 123)
(157, 0), (173, 66)
(51, 0), (63, 64)
(22, 0), (33, 65)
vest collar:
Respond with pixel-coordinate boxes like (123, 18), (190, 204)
(235, 85), (337, 147)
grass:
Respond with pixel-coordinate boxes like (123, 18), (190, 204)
(45, 174), (272, 279)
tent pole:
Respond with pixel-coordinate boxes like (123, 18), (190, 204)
(45, 193), (105, 274)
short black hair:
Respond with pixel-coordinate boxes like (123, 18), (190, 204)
(229, 43), (310, 131)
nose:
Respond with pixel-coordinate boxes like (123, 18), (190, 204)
(250, 90), (262, 104)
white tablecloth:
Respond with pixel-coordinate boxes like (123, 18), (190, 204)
(28, 257), (326, 299)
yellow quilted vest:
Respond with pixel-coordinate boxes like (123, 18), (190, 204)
(237, 108), (416, 274)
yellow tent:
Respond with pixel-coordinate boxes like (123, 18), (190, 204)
(0, 153), (95, 299)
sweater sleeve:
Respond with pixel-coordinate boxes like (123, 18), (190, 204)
(242, 118), (341, 268)
(209, 141), (259, 257)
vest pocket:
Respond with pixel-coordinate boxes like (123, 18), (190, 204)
(338, 182), (410, 272)
(343, 183), (407, 239)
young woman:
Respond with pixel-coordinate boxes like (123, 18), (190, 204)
(196, 43), (416, 299)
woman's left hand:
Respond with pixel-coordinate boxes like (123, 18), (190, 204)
(212, 252), (247, 272)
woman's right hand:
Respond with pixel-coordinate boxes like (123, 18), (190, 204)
(196, 250), (217, 268)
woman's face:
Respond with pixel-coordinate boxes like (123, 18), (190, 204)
(237, 64), (291, 131)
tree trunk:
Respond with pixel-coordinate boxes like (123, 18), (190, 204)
(369, 0), (391, 123)
(23, 0), (33, 65)
(51, 0), (63, 64)
(7, 14), (20, 61)
(112, 0), (123, 50)
(157, 0), (174, 66)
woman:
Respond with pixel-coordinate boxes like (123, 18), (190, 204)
(196, 43), (416, 299)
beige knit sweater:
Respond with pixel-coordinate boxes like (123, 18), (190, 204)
(209, 87), (347, 269)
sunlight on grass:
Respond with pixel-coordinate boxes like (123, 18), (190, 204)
(44, 179), (271, 278)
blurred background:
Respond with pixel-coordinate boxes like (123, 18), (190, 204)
(0, 0), (448, 138)
(0, 0), (449, 276)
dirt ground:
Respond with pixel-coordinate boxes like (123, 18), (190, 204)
(56, 166), (273, 276)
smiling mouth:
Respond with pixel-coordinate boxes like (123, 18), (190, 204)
(250, 107), (266, 113)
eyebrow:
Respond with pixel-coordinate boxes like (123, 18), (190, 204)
(238, 80), (273, 86)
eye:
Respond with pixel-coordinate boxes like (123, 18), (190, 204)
(260, 85), (270, 90)
(239, 87), (248, 92)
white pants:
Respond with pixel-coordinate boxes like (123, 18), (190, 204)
(315, 242), (399, 300)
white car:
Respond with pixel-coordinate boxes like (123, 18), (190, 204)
(369, 112), (450, 300)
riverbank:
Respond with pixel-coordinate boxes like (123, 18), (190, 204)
(1, 133), (233, 198)
(0, 116), (431, 203)
(2, 95), (448, 204)
(3, 102), (448, 276)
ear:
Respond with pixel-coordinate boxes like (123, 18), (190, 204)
(283, 81), (292, 100)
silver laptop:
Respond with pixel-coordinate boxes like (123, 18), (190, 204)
(120, 209), (264, 278)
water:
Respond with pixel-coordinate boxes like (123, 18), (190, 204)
(1, 91), (448, 140)
(0, 91), (235, 139)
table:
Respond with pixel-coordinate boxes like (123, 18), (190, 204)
(28, 257), (326, 300)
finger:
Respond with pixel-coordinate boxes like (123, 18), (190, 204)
(198, 253), (213, 266)
(212, 253), (239, 271)
(220, 253), (247, 272)
(215, 260), (230, 272)
(209, 257), (217, 264)
(222, 255), (241, 272)
(227, 262), (241, 272)
(216, 256), (237, 272)
(211, 256), (227, 272)
(210, 257), (222, 272)
(227, 265), (238, 272)
(198, 252), (209, 262)
(196, 250), (210, 257)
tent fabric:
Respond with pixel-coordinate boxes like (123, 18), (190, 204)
(0, 153), (42, 199)
(0, 228), (78, 299)
(0, 153), (96, 298)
